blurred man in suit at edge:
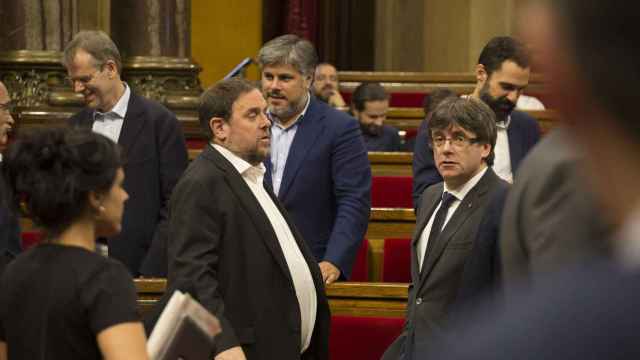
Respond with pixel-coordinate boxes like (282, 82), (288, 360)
(0, 81), (20, 274)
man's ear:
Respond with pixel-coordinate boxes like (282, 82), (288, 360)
(303, 73), (313, 89)
(104, 60), (118, 79)
(481, 143), (491, 160)
(475, 64), (488, 84)
(210, 117), (228, 142)
(88, 191), (102, 213)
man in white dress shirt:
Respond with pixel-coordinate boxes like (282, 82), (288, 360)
(167, 78), (330, 360)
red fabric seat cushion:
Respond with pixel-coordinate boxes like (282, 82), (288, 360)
(371, 176), (413, 208)
(349, 239), (369, 282)
(21, 231), (42, 250)
(329, 315), (404, 360)
(383, 238), (412, 283)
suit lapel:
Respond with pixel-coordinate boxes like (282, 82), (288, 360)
(117, 93), (147, 159)
(204, 146), (295, 284)
(418, 170), (496, 287)
(411, 184), (443, 282)
(276, 97), (325, 200)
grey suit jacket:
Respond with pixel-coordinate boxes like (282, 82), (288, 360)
(383, 168), (507, 360)
(500, 128), (612, 299)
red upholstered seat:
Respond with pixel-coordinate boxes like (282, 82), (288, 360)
(186, 139), (207, 149)
(342, 92), (426, 108)
(329, 315), (404, 360)
(371, 176), (413, 208)
(383, 238), (412, 283)
(21, 231), (42, 250)
(349, 239), (369, 282)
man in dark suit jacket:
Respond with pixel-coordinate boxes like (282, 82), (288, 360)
(168, 78), (329, 359)
(0, 80), (20, 274)
(500, 128), (612, 298)
(383, 97), (508, 360)
(63, 31), (188, 275)
(258, 34), (371, 284)
(412, 36), (540, 209)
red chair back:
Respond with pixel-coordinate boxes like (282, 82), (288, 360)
(383, 238), (412, 283)
(371, 176), (413, 208)
(329, 315), (404, 360)
(348, 239), (369, 282)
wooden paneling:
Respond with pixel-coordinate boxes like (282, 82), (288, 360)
(135, 279), (409, 318)
(191, 0), (262, 87)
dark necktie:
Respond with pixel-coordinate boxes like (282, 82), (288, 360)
(422, 191), (457, 270)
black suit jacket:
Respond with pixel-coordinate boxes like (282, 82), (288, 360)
(383, 169), (508, 360)
(412, 110), (540, 208)
(167, 145), (330, 359)
(428, 260), (640, 360)
(68, 92), (188, 275)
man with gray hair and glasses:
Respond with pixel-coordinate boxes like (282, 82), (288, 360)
(258, 34), (371, 284)
(64, 30), (188, 276)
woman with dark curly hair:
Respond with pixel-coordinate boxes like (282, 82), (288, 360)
(0, 128), (148, 359)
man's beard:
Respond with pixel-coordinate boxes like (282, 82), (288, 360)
(268, 92), (308, 121)
(479, 83), (516, 122)
(360, 122), (382, 136)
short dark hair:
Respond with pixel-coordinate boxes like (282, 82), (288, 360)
(62, 30), (123, 73)
(423, 88), (458, 116)
(199, 78), (258, 139)
(351, 82), (389, 112)
(427, 97), (497, 166)
(477, 36), (531, 77)
(556, 1), (640, 143)
(3, 128), (122, 238)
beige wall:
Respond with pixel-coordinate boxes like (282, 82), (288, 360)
(375, 0), (519, 72)
(191, 0), (262, 87)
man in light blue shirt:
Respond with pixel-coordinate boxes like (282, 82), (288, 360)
(259, 34), (371, 284)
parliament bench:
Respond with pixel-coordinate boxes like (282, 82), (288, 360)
(20, 207), (417, 283)
(135, 279), (408, 360)
(337, 71), (548, 108)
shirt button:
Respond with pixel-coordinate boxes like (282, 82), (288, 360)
(416, 297), (423, 305)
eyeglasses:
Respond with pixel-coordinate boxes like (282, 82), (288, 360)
(66, 67), (103, 87)
(0, 101), (15, 114)
(431, 134), (480, 149)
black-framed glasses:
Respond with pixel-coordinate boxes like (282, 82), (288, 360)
(431, 134), (480, 149)
(66, 66), (104, 87)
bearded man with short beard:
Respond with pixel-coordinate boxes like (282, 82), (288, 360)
(258, 34), (371, 285)
(412, 36), (540, 211)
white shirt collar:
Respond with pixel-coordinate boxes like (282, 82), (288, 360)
(444, 166), (488, 201)
(95, 82), (130, 119)
(211, 143), (266, 179)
